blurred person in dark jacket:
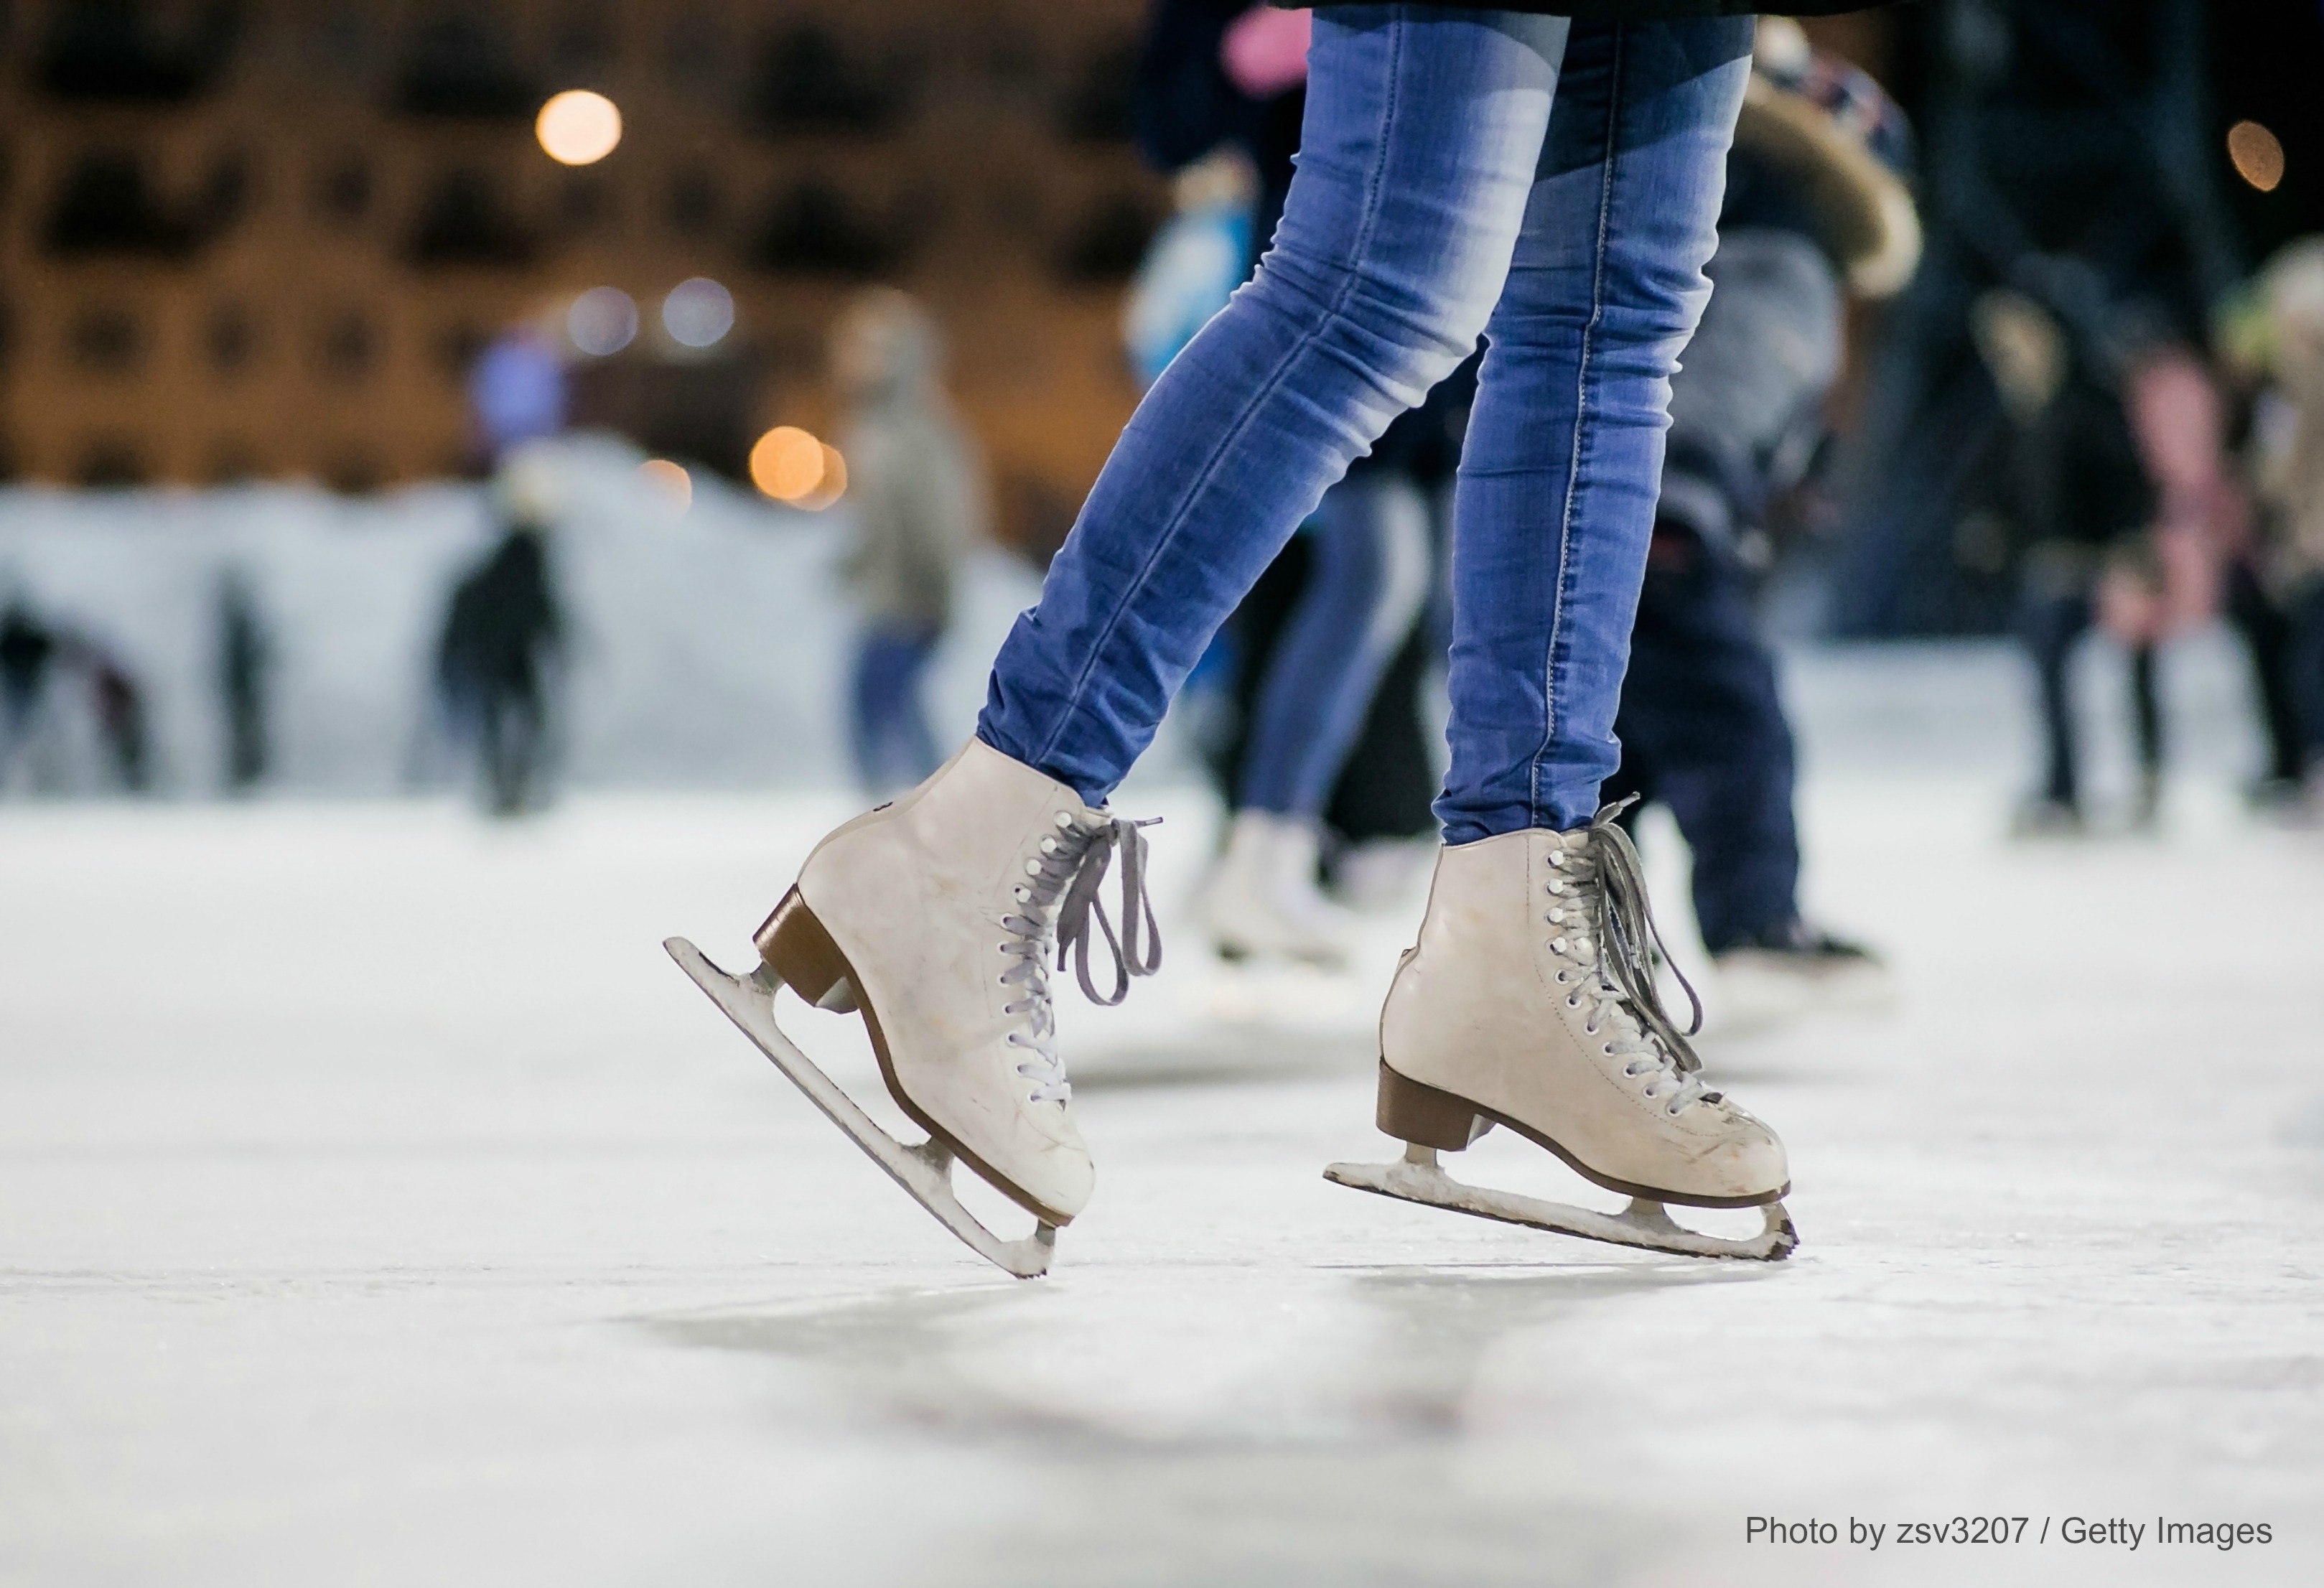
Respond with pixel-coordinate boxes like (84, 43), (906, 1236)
(0, 594), (59, 792)
(1605, 19), (1912, 1016)
(834, 288), (986, 796)
(437, 459), (564, 817)
(216, 572), (271, 793)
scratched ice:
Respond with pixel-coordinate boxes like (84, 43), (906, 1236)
(3, 641), (2320, 1586)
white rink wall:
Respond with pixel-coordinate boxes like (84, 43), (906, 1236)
(0, 435), (2283, 808)
(0, 436), (1043, 795)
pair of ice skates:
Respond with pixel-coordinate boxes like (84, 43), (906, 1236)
(668, 739), (1796, 1277)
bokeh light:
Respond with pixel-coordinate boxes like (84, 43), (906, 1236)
(636, 458), (692, 512)
(566, 287), (638, 356)
(662, 279), (736, 349)
(2228, 120), (2285, 192)
(750, 426), (841, 505)
(795, 444), (849, 511)
(536, 90), (622, 166)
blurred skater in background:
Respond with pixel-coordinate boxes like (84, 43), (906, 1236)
(1832, 0), (2258, 835)
(832, 288), (986, 798)
(1606, 20), (1910, 1014)
(1132, 2), (1447, 967)
(2252, 237), (2324, 810)
(0, 594), (60, 793)
(75, 639), (151, 795)
(215, 572), (272, 795)
(437, 459), (565, 818)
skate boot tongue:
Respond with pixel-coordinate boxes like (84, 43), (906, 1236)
(1566, 802), (1714, 1106)
(997, 813), (1163, 1103)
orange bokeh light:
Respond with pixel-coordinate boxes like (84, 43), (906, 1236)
(793, 444), (849, 511)
(750, 426), (834, 503)
(636, 458), (692, 511)
(537, 90), (622, 166)
(2229, 120), (2285, 193)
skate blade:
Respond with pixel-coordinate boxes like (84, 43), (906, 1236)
(1323, 1147), (1796, 1261)
(665, 936), (1058, 1279)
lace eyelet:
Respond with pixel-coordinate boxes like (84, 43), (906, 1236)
(1602, 1044), (1615, 1055)
(1567, 995), (1580, 1008)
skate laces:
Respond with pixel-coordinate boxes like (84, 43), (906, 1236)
(997, 811), (1163, 1103)
(1549, 802), (1717, 1115)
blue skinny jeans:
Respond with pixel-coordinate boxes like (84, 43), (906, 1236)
(979, 7), (1751, 841)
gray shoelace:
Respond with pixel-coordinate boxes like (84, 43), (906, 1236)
(998, 813), (1162, 1103)
(1576, 799), (1709, 1079)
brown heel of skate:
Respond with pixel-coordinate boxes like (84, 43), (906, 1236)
(752, 888), (860, 1012)
(1376, 1062), (1494, 1150)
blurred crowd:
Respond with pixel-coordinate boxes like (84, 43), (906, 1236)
(7, 0), (2324, 953)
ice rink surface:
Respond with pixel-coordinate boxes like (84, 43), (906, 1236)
(4, 643), (2321, 1586)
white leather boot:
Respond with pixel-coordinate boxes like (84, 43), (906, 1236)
(1376, 814), (1789, 1209)
(1200, 809), (1356, 967)
(752, 738), (1159, 1225)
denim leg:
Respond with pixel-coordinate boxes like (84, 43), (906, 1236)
(978, 6), (1569, 804)
(852, 627), (939, 792)
(1240, 476), (1433, 816)
(1438, 18), (1751, 842)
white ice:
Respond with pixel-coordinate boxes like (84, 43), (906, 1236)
(4, 640), (2323, 1586)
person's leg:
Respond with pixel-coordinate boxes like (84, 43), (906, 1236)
(1614, 527), (1800, 953)
(1371, 19), (1796, 1240)
(1437, 18), (1753, 844)
(896, 628), (942, 784)
(2224, 559), (2305, 788)
(2290, 580), (2324, 773)
(2020, 592), (2089, 810)
(1208, 474), (1431, 963)
(1240, 475), (1432, 817)
(2129, 640), (2163, 822)
(851, 629), (919, 792)
(979, 6), (1572, 805)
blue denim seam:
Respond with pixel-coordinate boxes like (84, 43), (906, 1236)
(1529, 22), (1625, 833)
(1026, 22), (1411, 778)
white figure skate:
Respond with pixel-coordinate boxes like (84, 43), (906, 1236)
(668, 739), (1159, 1278)
(1326, 804), (1798, 1261)
(1200, 809), (1357, 967)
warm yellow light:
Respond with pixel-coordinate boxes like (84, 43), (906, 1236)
(750, 426), (829, 502)
(537, 90), (622, 166)
(793, 444), (849, 511)
(2229, 120), (2285, 193)
(637, 458), (691, 511)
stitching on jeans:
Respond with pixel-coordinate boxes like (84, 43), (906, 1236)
(1030, 18), (1407, 775)
(1529, 23), (1623, 831)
